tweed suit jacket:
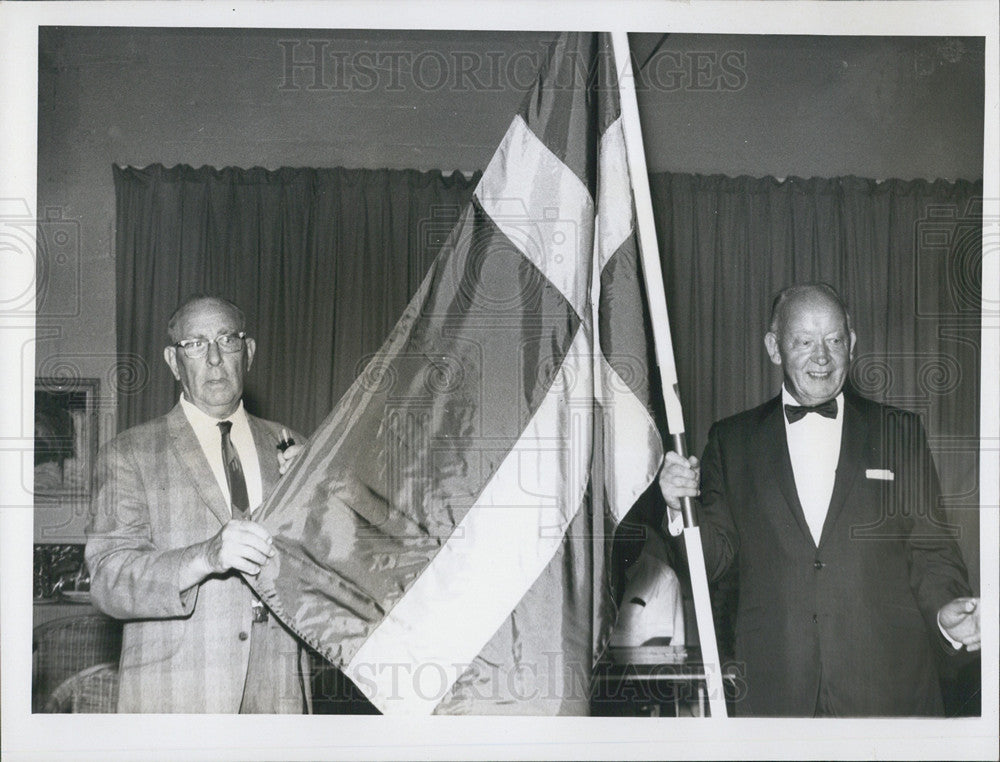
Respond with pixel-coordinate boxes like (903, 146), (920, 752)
(697, 388), (972, 717)
(86, 403), (309, 713)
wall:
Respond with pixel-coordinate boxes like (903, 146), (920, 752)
(34, 27), (557, 539)
(636, 33), (984, 179)
(35, 29), (985, 550)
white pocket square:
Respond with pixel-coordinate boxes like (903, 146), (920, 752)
(866, 468), (895, 481)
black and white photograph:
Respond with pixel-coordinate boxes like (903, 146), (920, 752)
(1, 1), (997, 759)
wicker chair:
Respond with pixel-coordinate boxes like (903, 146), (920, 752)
(32, 614), (123, 712)
(43, 662), (120, 713)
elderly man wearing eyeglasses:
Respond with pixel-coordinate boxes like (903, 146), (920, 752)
(86, 295), (311, 713)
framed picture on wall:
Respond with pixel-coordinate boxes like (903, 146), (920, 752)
(33, 377), (99, 499)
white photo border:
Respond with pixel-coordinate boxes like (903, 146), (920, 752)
(1, 1), (997, 759)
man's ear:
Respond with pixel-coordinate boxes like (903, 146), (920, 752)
(764, 332), (782, 367)
(244, 337), (256, 372)
(163, 346), (181, 380)
(849, 329), (857, 360)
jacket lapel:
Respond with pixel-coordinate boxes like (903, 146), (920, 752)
(818, 390), (869, 549)
(166, 403), (232, 528)
(248, 414), (280, 497)
(757, 396), (817, 547)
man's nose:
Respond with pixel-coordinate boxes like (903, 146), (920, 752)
(812, 343), (830, 364)
(206, 339), (223, 365)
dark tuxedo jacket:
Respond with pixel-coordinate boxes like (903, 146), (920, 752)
(697, 389), (971, 717)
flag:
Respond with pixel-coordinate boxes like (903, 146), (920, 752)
(251, 32), (665, 715)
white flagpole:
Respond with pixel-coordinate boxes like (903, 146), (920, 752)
(610, 31), (728, 719)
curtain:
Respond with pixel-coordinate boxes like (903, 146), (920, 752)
(114, 164), (479, 437)
(649, 173), (983, 591)
(114, 167), (982, 587)
(114, 167), (981, 713)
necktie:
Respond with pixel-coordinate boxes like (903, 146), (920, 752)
(218, 420), (250, 516)
(784, 398), (838, 423)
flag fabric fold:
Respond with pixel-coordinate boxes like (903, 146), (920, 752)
(252, 32), (666, 715)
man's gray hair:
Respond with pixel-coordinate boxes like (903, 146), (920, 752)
(768, 282), (853, 335)
(166, 295), (246, 343)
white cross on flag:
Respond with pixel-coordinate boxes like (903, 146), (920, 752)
(252, 32), (667, 715)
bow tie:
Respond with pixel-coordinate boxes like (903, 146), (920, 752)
(784, 398), (838, 423)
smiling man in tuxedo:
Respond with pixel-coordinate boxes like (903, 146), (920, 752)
(659, 283), (979, 716)
(86, 295), (310, 713)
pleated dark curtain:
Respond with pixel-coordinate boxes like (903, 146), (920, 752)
(648, 173), (982, 588)
(114, 167), (982, 583)
(114, 164), (480, 437)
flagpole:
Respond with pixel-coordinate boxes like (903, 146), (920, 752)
(610, 31), (728, 719)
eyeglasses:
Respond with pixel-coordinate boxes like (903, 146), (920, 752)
(173, 332), (247, 359)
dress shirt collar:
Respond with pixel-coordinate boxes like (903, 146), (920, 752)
(179, 394), (248, 430)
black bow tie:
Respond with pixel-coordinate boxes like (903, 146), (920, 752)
(784, 398), (838, 423)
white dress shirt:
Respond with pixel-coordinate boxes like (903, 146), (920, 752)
(179, 395), (263, 514)
(782, 386), (844, 546)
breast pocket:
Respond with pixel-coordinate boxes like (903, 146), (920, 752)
(848, 469), (910, 540)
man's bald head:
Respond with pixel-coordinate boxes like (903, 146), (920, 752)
(768, 283), (852, 338)
(167, 296), (245, 344)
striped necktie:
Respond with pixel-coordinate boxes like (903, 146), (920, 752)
(218, 420), (250, 516)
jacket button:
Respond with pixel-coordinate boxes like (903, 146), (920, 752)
(238, 631), (249, 641)
(814, 560), (824, 569)
(812, 614), (818, 624)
